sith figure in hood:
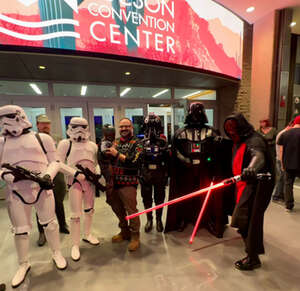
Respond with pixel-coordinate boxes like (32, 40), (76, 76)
(224, 113), (275, 271)
(165, 102), (230, 237)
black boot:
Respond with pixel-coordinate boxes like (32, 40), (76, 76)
(156, 210), (164, 232)
(235, 255), (261, 271)
(177, 220), (187, 232)
(144, 213), (153, 233)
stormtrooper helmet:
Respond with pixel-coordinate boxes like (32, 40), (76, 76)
(0, 105), (32, 136)
(67, 117), (90, 142)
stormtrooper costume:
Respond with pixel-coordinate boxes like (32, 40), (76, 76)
(57, 117), (100, 262)
(0, 105), (78, 288)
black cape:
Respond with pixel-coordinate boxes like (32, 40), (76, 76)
(164, 125), (233, 237)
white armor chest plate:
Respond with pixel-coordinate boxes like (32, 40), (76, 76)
(1, 132), (48, 169)
(67, 141), (96, 169)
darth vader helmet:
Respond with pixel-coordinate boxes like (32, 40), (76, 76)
(185, 102), (208, 126)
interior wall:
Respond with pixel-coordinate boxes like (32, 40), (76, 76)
(250, 11), (276, 129)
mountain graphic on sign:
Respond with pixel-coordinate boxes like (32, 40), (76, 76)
(17, 0), (78, 13)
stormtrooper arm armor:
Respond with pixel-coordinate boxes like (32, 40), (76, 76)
(0, 137), (14, 182)
(41, 135), (77, 179)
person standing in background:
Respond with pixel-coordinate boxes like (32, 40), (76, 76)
(257, 119), (277, 161)
(272, 119), (295, 203)
(277, 115), (300, 212)
(35, 114), (69, 247)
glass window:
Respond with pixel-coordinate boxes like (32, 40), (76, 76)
(125, 108), (144, 137)
(54, 83), (116, 97)
(120, 86), (171, 99)
(205, 109), (214, 126)
(60, 107), (83, 138)
(23, 107), (46, 132)
(175, 89), (216, 100)
(0, 81), (49, 96)
(93, 108), (114, 144)
(148, 104), (171, 141)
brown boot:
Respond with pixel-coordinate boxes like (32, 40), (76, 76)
(128, 232), (140, 252)
(112, 229), (131, 243)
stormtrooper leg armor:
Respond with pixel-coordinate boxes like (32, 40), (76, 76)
(42, 219), (67, 270)
(12, 233), (31, 288)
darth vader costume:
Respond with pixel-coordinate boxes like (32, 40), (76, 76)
(165, 102), (229, 237)
(224, 113), (275, 270)
(139, 114), (169, 232)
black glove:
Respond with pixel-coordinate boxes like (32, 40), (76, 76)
(39, 174), (54, 190)
(241, 167), (257, 182)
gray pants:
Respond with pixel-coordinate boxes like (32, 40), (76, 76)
(107, 186), (140, 233)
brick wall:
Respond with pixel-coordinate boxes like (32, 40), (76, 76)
(234, 22), (253, 121)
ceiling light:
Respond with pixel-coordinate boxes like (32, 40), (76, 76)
(181, 90), (203, 99)
(290, 22), (296, 27)
(246, 6), (255, 13)
(152, 89), (169, 98)
(120, 87), (131, 97)
(125, 72), (131, 75)
(38, 65), (46, 70)
(81, 85), (87, 96)
(30, 83), (42, 95)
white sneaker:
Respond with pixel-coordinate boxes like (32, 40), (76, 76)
(71, 245), (81, 261)
(52, 251), (67, 270)
(12, 262), (31, 288)
(83, 234), (100, 245)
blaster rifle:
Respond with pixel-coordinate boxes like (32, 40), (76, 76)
(76, 164), (106, 197)
(1, 163), (54, 190)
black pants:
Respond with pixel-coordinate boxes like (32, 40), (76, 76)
(284, 169), (300, 209)
(141, 181), (166, 220)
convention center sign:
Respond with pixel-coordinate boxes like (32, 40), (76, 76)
(0, 0), (244, 79)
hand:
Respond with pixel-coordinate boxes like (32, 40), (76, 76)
(40, 174), (54, 190)
(1, 172), (15, 183)
(105, 147), (119, 157)
(241, 167), (257, 181)
(76, 173), (86, 181)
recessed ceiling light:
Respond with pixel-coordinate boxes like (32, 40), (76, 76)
(246, 6), (255, 13)
(38, 65), (46, 70)
(125, 72), (131, 75)
(290, 22), (296, 27)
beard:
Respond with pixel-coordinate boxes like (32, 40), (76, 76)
(120, 129), (131, 139)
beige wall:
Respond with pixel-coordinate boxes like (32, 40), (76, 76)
(250, 11), (276, 129)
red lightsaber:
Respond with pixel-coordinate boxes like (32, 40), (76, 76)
(189, 182), (214, 244)
(126, 175), (242, 221)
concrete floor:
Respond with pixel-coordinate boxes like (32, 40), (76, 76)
(0, 186), (300, 291)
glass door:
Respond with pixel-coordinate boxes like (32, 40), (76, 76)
(148, 104), (171, 142)
(92, 107), (114, 144)
(55, 102), (88, 139)
(125, 107), (145, 138)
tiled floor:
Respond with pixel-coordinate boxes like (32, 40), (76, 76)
(0, 186), (300, 291)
